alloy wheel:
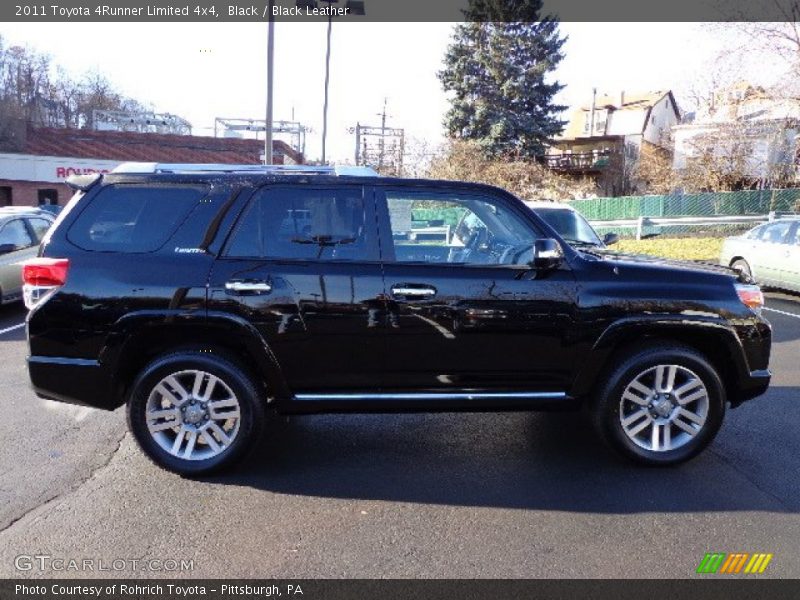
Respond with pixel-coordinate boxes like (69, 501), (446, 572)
(145, 369), (241, 461)
(618, 364), (709, 452)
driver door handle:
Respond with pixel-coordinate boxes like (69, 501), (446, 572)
(391, 285), (437, 299)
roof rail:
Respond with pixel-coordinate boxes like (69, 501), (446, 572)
(111, 162), (379, 177)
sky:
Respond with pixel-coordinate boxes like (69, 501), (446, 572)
(0, 21), (783, 164)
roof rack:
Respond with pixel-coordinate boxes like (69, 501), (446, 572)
(111, 162), (379, 177)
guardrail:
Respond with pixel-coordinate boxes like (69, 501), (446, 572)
(589, 212), (786, 240)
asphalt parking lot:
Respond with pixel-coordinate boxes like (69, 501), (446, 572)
(0, 293), (798, 579)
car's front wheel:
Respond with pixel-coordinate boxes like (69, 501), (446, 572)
(731, 258), (753, 281)
(127, 351), (265, 475)
(593, 344), (725, 466)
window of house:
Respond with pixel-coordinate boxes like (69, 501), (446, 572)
(0, 187), (11, 207)
(37, 189), (59, 206)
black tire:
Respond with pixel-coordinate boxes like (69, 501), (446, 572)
(731, 259), (753, 280)
(592, 344), (725, 466)
(127, 351), (265, 476)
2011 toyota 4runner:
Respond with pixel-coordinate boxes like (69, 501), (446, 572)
(23, 163), (771, 474)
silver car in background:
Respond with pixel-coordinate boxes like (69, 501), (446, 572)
(0, 207), (55, 303)
(720, 217), (800, 292)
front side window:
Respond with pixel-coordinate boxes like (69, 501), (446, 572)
(0, 219), (34, 250)
(225, 186), (375, 261)
(759, 221), (793, 244)
(384, 190), (536, 266)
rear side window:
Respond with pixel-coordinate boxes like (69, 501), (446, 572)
(225, 186), (376, 261)
(68, 185), (205, 252)
(27, 217), (53, 242)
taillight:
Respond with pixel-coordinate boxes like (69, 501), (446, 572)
(735, 284), (764, 310)
(22, 258), (69, 310)
(23, 258), (69, 287)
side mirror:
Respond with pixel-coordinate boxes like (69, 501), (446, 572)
(0, 243), (15, 255)
(532, 238), (564, 270)
(603, 232), (619, 246)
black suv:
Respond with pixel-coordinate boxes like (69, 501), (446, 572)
(23, 163), (772, 474)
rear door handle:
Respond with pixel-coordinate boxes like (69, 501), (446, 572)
(225, 280), (272, 294)
(391, 285), (437, 299)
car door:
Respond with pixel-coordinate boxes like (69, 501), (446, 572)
(749, 221), (793, 284)
(375, 184), (579, 396)
(779, 222), (800, 291)
(208, 183), (386, 394)
(0, 218), (39, 302)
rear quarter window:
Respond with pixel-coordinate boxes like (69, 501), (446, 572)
(67, 184), (206, 252)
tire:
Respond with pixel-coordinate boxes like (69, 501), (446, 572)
(592, 344), (725, 466)
(731, 259), (752, 281)
(127, 351), (265, 476)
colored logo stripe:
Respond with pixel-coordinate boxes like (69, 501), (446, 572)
(744, 553), (773, 574)
(697, 553), (726, 574)
(697, 552), (773, 574)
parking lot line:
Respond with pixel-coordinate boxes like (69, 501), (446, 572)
(0, 322), (25, 336)
(763, 307), (800, 320)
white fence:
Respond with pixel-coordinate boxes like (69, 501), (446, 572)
(589, 212), (784, 240)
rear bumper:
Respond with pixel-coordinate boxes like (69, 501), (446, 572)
(28, 356), (118, 410)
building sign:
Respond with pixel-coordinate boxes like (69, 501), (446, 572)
(0, 153), (121, 184)
(54, 166), (113, 178)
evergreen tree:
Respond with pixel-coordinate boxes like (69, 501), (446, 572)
(438, 1), (567, 158)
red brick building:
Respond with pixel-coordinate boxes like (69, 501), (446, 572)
(0, 126), (303, 207)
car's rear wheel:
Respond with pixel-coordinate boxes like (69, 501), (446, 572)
(593, 344), (725, 466)
(127, 351), (265, 475)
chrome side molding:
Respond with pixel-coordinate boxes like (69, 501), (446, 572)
(294, 391), (567, 401)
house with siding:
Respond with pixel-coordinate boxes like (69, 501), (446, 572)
(546, 90), (680, 196)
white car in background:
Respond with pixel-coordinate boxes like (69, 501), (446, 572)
(720, 217), (800, 293)
(0, 207), (55, 303)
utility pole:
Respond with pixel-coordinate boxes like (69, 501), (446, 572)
(321, 9), (333, 164)
(378, 98), (387, 171)
(264, 0), (275, 165)
(351, 99), (404, 176)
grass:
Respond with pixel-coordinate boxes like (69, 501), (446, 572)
(612, 237), (725, 262)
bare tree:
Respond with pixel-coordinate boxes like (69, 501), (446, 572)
(0, 34), (153, 142)
(427, 140), (599, 200)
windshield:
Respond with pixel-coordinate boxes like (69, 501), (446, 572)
(534, 207), (603, 246)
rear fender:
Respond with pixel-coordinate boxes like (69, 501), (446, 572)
(100, 310), (290, 408)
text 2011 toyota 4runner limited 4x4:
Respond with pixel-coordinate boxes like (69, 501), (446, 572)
(23, 163), (771, 474)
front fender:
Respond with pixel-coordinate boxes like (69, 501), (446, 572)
(569, 315), (750, 401)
